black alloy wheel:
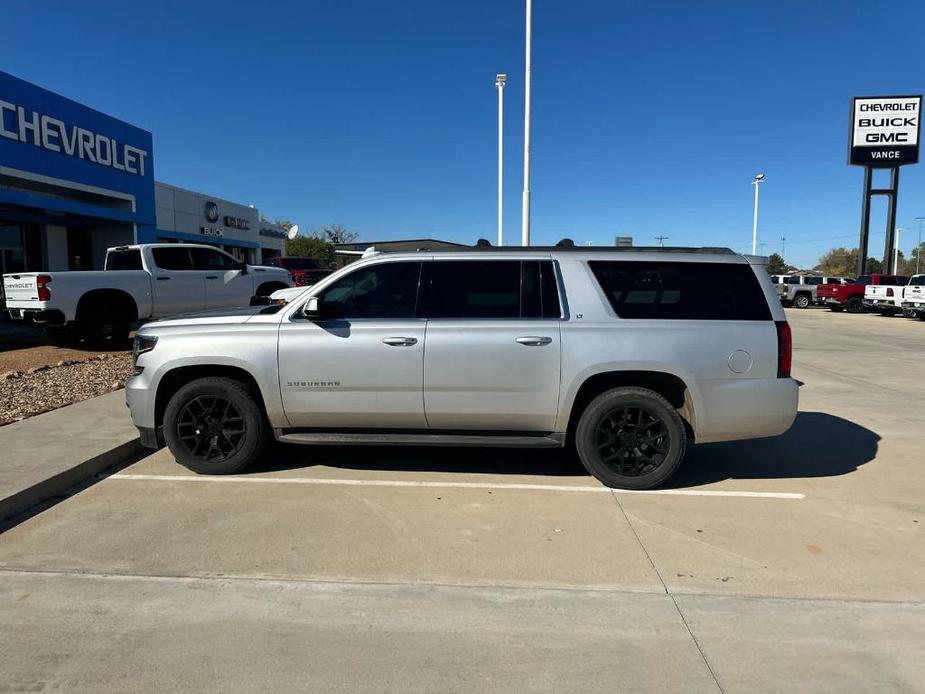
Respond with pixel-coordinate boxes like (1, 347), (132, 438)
(176, 395), (246, 462)
(595, 406), (670, 478)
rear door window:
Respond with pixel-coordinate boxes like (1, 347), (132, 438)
(589, 261), (772, 320)
(152, 247), (194, 271)
(418, 260), (561, 319)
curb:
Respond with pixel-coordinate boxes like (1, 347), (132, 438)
(0, 438), (144, 523)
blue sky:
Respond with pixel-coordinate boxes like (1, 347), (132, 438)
(6, 0), (925, 268)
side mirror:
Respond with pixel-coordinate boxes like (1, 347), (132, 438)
(303, 296), (321, 319)
(237, 261), (248, 275)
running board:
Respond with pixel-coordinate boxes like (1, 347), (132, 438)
(276, 431), (566, 448)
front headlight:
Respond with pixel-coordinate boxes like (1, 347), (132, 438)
(132, 334), (158, 374)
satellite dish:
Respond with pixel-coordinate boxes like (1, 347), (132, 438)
(287, 224), (299, 240)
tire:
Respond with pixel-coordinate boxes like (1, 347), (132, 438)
(574, 386), (687, 490)
(163, 377), (269, 475)
(793, 293), (811, 309)
(845, 297), (864, 314)
(902, 308), (916, 319)
(46, 325), (78, 346)
(79, 314), (130, 346)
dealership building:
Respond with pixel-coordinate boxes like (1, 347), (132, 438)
(0, 71), (289, 281)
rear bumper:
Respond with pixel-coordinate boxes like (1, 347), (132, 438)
(694, 377), (799, 444)
(5, 308), (66, 326)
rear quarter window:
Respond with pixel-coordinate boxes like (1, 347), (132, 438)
(589, 261), (772, 321)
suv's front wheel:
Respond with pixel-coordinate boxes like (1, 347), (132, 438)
(574, 387), (687, 489)
(163, 377), (269, 475)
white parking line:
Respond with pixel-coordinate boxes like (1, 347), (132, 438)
(109, 474), (804, 499)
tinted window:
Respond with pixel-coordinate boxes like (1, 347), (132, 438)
(805, 276), (823, 285)
(418, 260), (560, 319)
(770, 276), (779, 284)
(785, 275), (801, 284)
(152, 247), (193, 271)
(105, 249), (142, 271)
(317, 261), (421, 319)
(909, 276), (925, 286)
(191, 247), (238, 271)
(856, 275), (871, 285)
(589, 261), (772, 321)
(521, 261), (561, 318)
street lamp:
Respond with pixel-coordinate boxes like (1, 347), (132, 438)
(521, 0), (532, 246)
(495, 74), (506, 247)
(894, 228), (902, 274)
(751, 173), (765, 255)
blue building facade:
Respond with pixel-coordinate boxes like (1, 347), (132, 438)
(0, 71), (286, 287)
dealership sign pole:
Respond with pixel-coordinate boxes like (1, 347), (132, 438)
(849, 95), (922, 277)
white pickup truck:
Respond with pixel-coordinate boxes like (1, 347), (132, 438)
(3, 243), (291, 343)
(899, 275), (925, 319)
(863, 274), (911, 316)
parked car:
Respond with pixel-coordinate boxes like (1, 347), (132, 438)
(776, 275), (852, 308)
(816, 274), (905, 313)
(900, 275), (925, 319)
(126, 244), (798, 490)
(263, 256), (334, 286)
(863, 274), (913, 316)
(2, 244), (292, 344)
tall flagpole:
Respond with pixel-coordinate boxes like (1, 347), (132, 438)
(496, 74), (506, 246)
(521, 0), (532, 246)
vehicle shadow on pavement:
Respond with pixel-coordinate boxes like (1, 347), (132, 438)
(668, 411), (880, 488)
(254, 411), (878, 486)
(254, 444), (588, 477)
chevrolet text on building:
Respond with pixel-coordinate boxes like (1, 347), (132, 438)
(0, 100), (149, 175)
(0, 70), (289, 287)
(850, 95), (922, 166)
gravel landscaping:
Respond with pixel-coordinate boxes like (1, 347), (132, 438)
(0, 353), (133, 426)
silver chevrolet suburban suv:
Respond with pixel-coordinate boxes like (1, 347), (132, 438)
(126, 245), (798, 489)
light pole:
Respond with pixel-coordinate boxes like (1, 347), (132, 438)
(751, 173), (765, 254)
(781, 235), (786, 259)
(521, 0), (532, 246)
(654, 235), (668, 247)
(495, 74), (506, 247)
(894, 228), (902, 274)
(915, 217), (925, 274)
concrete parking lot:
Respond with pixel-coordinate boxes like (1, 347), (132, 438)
(1, 308), (923, 693)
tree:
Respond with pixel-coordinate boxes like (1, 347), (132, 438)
(314, 223), (357, 245)
(816, 247), (883, 277)
(285, 235), (335, 263)
(767, 253), (787, 274)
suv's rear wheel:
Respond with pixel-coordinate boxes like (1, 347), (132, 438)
(163, 377), (268, 474)
(574, 387), (687, 490)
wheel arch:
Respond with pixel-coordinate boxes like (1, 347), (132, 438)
(255, 281), (288, 297)
(75, 288), (139, 323)
(563, 370), (696, 442)
(154, 364), (270, 430)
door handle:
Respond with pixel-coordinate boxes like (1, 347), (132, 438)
(156, 276), (171, 281)
(382, 336), (418, 347)
(515, 336), (553, 346)
(205, 275), (218, 279)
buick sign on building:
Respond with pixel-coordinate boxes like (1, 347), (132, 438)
(0, 70), (288, 286)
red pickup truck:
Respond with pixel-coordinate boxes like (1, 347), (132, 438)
(263, 256), (335, 287)
(816, 274), (907, 313)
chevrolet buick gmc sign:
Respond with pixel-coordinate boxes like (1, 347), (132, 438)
(850, 95), (922, 167)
